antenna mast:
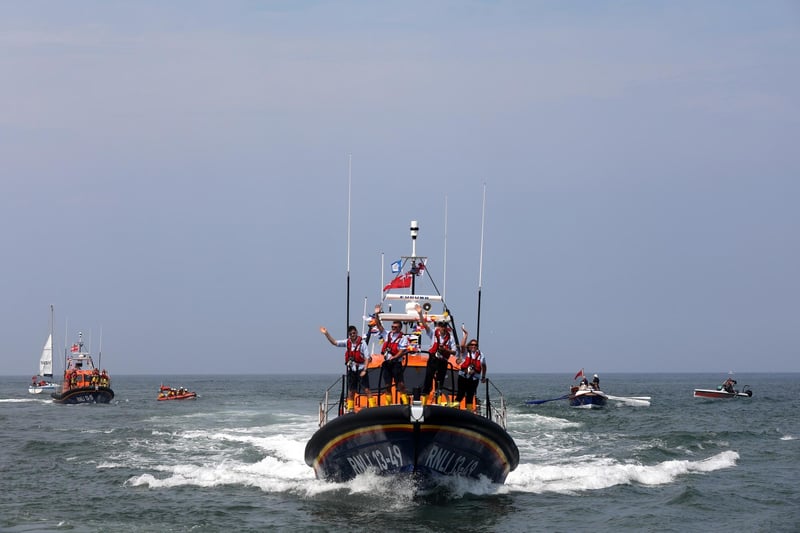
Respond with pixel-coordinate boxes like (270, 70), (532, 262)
(409, 220), (419, 294)
(410, 219), (418, 257)
(477, 184), (486, 343)
(98, 328), (103, 368)
(346, 154), (352, 331)
(442, 198), (448, 301)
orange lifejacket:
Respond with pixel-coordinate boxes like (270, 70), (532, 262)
(344, 337), (366, 365)
(460, 350), (483, 374)
(382, 331), (403, 357)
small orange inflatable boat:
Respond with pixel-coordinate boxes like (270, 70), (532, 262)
(157, 384), (197, 401)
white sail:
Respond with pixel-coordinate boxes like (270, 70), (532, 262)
(39, 333), (53, 378)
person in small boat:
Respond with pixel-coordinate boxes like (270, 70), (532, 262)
(373, 311), (410, 404)
(422, 320), (457, 400)
(579, 376), (589, 390)
(320, 324), (374, 411)
(590, 374), (600, 390)
(455, 327), (486, 411)
(722, 378), (737, 393)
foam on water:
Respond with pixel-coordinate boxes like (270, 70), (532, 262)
(0, 397), (51, 403)
(125, 451), (317, 491)
(295, 467), (510, 501)
(506, 450), (739, 493)
(510, 411), (582, 431)
(122, 417), (320, 493)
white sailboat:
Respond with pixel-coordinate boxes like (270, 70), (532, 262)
(28, 305), (56, 394)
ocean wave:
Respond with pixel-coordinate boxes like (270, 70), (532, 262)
(505, 450), (739, 493)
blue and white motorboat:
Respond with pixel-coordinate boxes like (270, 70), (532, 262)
(568, 386), (608, 409)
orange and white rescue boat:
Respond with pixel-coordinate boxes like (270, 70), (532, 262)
(51, 332), (114, 404)
(305, 220), (518, 486)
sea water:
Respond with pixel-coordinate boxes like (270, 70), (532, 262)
(1, 373), (798, 532)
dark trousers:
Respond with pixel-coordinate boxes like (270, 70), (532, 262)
(381, 359), (405, 390)
(455, 375), (479, 404)
(422, 356), (448, 395)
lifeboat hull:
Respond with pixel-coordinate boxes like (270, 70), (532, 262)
(305, 404), (519, 484)
(51, 386), (114, 404)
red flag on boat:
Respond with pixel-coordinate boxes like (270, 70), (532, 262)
(71, 344), (79, 352)
(383, 273), (412, 291)
(574, 368), (584, 380)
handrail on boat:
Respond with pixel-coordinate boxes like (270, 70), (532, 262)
(318, 376), (345, 427)
(484, 378), (508, 429)
(317, 372), (509, 430)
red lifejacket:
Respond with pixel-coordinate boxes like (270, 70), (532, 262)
(430, 329), (452, 358)
(460, 350), (483, 374)
(345, 337), (366, 365)
(382, 331), (403, 357)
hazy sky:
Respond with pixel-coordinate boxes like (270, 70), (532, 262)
(2, 1), (798, 376)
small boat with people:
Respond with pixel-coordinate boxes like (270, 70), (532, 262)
(51, 331), (114, 404)
(693, 377), (753, 399)
(28, 305), (57, 394)
(157, 385), (197, 401)
(526, 369), (651, 407)
(569, 387), (608, 409)
(305, 219), (519, 486)
(29, 377), (56, 395)
(568, 370), (607, 409)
